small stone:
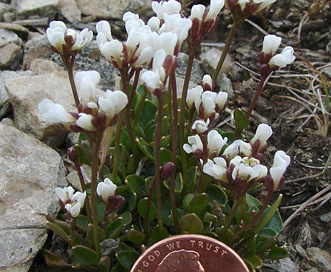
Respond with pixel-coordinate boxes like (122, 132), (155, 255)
(58, 0), (81, 22)
(0, 28), (22, 47)
(0, 3), (11, 21)
(11, 0), (59, 19)
(0, 42), (23, 70)
(301, 247), (331, 272)
(29, 58), (63, 75)
(5, 71), (76, 147)
(66, 165), (91, 191)
(76, 0), (131, 19)
(320, 212), (331, 223)
(0, 22), (29, 41)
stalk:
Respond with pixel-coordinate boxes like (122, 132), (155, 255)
(169, 74), (180, 233)
(212, 25), (236, 81)
(154, 92), (165, 231)
(246, 76), (267, 119)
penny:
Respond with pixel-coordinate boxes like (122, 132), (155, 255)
(131, 234), (249, 272)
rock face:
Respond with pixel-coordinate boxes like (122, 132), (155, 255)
(11, 0), (59, 19)
(5, 71), (76, 147)
(0, 119), (66, 271)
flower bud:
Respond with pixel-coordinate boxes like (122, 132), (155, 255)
(161, 162), (175, 180)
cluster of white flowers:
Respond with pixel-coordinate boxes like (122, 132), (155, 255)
(261, 34), (296, 69)
(184, 123), (290, 192)
(55, 186), (86, 218)
(38, 71), (128, 131)
(46, 21), (93, 55)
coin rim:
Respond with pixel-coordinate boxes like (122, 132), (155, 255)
(130, 234), (249, 272)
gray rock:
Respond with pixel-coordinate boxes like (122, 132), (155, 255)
(29, 58), (63, 75)
(176, 52), (204, 85)
(76, 0), (131, 19)
(0, 70), (32, 120)
(0, 3), (11, 21)
(11, 0), (59, 19)
(0, 42), (23, 70)
(58, 0), (81, 22)
(0, 119), (66, 271)
(24, 36), (117, 90)
(0, 22), (29, 41)
(5, 71), (76, 147)
(0, 28), (22, 47)
(301, 247), (331, 272)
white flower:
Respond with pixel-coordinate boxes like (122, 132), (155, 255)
(98, 90), (128, 120)
(190, 4), (206, 20)
(96, 20), (113, 42)
(262, 34), (281, 54)
(152, 0), (182, 19)
(269, 46), (295, 68)
(158, 14), (192, 45)
(223, 139), (252, 159)
(270, 150), (290, 190)
(123, 11), (145, 33)
(251, 123), (273, 148)
(46, 21), (67, 53)
(99, 39), (124, 65)
(183, 134), (203, 154)
(207, 130), (228, 156)
(206, 0), (225, 20)
(55, 186), (75, 204)
(192, 118), (210, 134)
(148, 16), (161, 32)
(150, 32), (178, 56)
(76, 113), (96, 131)
(215, 91), (228, 110)
(64, 191), (86, 218)
(141, 49), (167, 91)
(203, 157), (228, 181)
(202, 74), (214, 90)
(38, 99), (76, 123)
(187, 85), (203, 109)
(97, 178), (117, 203)
(200, 91), (217, 118)
(46, 21), (92, 54)
(75, 71), (100, 105)
(231, 156), (267, 182)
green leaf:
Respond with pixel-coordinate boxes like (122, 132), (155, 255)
(179, 213), (204, 234)
(256, 194), (283, 234)
(138, 99), (157, 129)
(46, 221), (70, 243)
(111, 262), (127, 272)
(159, 148), (173, 166)
(116, 250), (140, 270)
(42, 249), (71, 267)
(72, 245), (99, 266)
(205, 184), (227, 206)
(244, 255), (263, 269)
(162, 200), (174, 227)
(116, 186), (137, 211)
(126, 175), (146, 197)
(136, 137), (154, 160)
(120, 211), (132, 226)
(160, 135), (171, 148)
(76, 215), (89, 231)
(126, 229), (145, 244)
(138, 197), (156, 222)
(234, 108), (249, 133)
(246, 193), (262, 212)
(185, 166), (198, 192)
(164, 172), (183, 193)
(268, 246), (288, 259)
(189, 193), (210, 218)
(182, 193), (194, 210)
(150, 225), (169, 244)
(105, 217), (123, 239)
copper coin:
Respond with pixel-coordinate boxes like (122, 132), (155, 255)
(131, 234), (249, 272)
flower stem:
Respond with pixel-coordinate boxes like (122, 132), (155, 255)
(212, 24), (236, 81)
(112, 112), (124, 183)
(179, 53), (195, 183)
(154, 92), (165, 232)
(246, 76), (267, 119)
(90, 134), (103, 257)
(169, 73), (180, 233)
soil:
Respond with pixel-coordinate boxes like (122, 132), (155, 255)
(29, 0), (331, 271)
